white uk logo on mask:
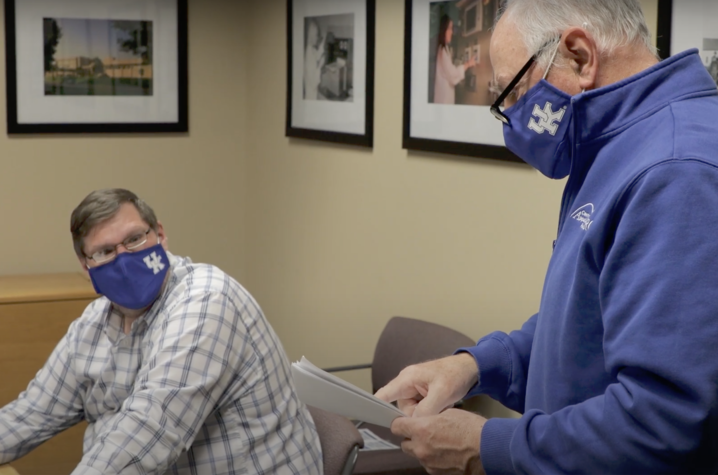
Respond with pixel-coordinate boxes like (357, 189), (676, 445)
(528, 102), (566, 136)
(143, 252), (165, 274)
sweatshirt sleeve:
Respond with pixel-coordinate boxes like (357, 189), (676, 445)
(481, 160), (718, 474)
(456, 314), (537, 413)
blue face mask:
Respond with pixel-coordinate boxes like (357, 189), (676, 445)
(89, 244), (169, 310)
(501, 79), (574, 179)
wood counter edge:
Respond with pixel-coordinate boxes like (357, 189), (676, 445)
(0, 272), (97, 305)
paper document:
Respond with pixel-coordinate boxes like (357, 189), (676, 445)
(292, 356), (405, 428)
(358, 428), (401, 451)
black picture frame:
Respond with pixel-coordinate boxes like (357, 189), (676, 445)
(4, 0), (189, 134)
(402, 0), (521, 163)
(657, 0), (718, 87)
(286, 0), (375, 148)
(656, 0), (673, 60)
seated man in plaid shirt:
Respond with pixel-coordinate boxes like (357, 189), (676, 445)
(0, 188), (322, 475)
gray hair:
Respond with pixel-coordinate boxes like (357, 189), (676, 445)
(70, 188), (158, 258)
(498, 0), (658, 70)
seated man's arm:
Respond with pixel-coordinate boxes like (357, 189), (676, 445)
(457, 314), (537, 413)
(0, 321), (85, 463)
(71, 290), (247, 475)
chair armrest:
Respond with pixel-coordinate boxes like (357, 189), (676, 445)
(322, 363), (372, 373)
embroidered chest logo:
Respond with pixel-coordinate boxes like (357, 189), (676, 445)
(571, 204), (594, 231)
(143, 252), (165, 274)
(528, 102), (566, 136)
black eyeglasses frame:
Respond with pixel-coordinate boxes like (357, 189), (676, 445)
(489, 38), (560, 125)
(489, 55), (538, 124)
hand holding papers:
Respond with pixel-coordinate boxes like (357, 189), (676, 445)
(291, 357), (405, 428)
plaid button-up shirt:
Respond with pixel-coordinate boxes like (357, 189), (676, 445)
(0, 253), (322, 475)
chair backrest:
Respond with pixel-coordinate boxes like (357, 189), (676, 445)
(307, 405), (364, 475)
(371, 316), (476, 393)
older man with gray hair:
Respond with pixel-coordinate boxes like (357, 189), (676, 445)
(0, 189), (322, 475)
(377, 0), (718, 473)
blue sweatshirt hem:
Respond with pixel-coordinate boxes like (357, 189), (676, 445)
(456, 333), (512, 399)
(481, 417), (518, 475)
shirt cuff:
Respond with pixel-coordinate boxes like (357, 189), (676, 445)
(455, 333), (512, 398)
(481, 417), (519, 475)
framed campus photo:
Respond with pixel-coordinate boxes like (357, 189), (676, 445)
(657, 0), (718, 86)
(403, 0), (520, 162)
(4, 0), (188, 134)
(286, 0), (375, 148)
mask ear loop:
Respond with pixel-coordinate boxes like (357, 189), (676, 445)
(542, 40), (561, 80)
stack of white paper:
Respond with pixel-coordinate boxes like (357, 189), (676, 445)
(359, 428), (400, 451)
(291, 356), (405, 428)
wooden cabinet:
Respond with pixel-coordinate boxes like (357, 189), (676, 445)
(0, 273), (97, 475)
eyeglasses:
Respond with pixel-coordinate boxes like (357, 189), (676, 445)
(85, 229), (152, 265)
(490, 38), (560, 125)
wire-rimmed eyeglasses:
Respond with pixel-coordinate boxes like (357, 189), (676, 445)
(85, 229), (152, 265)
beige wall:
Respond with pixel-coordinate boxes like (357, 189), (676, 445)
(245, 0), (658, 413)
(0, 0), (249, 281)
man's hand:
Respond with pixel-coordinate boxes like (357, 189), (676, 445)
(391, 409), (487, 475)
(374, 353), (479, 417)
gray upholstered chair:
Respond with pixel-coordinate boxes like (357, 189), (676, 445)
(307, 405), (364, 475)
(325, 316), (477, 475)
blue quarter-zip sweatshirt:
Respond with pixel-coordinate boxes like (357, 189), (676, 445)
(460, 50), (718, 474)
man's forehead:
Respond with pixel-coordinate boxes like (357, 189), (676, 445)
(84, 204), (146, 246)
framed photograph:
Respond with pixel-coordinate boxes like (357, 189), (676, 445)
(403, 0), (520, 162)
(657, 0), (718, 87)
(4, 0), (188, 134)
(286, 0), (375, 147)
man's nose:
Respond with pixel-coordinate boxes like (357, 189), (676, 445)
(115, 243), (130, 255)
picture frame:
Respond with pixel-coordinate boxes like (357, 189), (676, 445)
(403, 0), (521, 163)
(286, 0), (375, 148)
(656, 0), (718, 88)
(4, 0), (188, 134)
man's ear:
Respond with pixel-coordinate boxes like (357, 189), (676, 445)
(560, 26), (599, 91)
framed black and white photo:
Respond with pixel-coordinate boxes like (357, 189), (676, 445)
(4, 0), (188, 134)
(403, 0), (520, 162)
(657, 0), (718, 86)
(286, 0), (375, 147)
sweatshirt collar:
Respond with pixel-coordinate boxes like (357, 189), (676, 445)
(571, 49), (718, 144)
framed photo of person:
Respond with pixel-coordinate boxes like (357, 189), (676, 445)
(286, 0), (375, 148)
(657, 0), (718, 88)
(403, 0), (521, 162)
(4, 0), (188, 134)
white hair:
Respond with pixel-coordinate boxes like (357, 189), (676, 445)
(498, 0), (658, 69)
